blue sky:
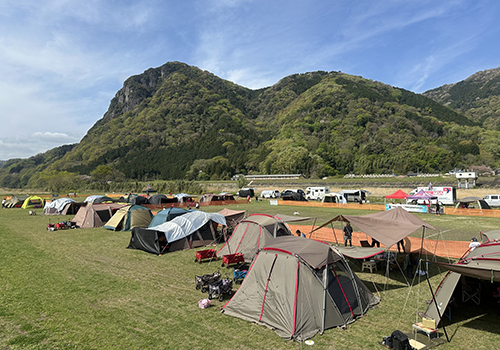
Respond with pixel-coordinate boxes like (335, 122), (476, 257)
(1, 0), (499, 160)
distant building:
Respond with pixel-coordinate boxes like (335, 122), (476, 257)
(456, 171), (477, 189)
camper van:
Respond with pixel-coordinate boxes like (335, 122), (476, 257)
(407, 186), (456, 205)
(305, 187), (330, 200)
(339, 189), (370, 203)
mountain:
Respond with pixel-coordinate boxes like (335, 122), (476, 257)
(2, 62), (500, 190)
(423, 67), (500, 129)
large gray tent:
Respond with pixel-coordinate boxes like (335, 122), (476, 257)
(222, 236), (380, 341)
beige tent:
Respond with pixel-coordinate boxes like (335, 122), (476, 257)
(72, 203), (123, 228)
(222, 236), (380, 341)
(216, 214), (293, 262)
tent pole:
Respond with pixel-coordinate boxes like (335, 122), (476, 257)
(331, 223), (339, 245)
(424, 262), (450, 342)
(418, 227), (426, 263)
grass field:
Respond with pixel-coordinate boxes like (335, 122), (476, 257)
(1, 202), (500, 349)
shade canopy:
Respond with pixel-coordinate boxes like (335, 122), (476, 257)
(313, 207), (437, 248)
(384, 189), (408, 199)
(406, 190), (437, 200)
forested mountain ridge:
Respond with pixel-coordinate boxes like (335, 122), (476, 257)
(2, 61), (500, 190)
(423, 67), (500, 130)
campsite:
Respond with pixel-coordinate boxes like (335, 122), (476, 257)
(1, 196), (500, 349)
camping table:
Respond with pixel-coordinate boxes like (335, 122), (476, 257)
(412, 322), (439, 340)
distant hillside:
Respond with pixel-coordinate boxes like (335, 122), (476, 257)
(423, 68), (500, 129)
(1, 62), (500, 190)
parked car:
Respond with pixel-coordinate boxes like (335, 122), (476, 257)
(281, 189), (305, 197)
(483, 194), (500, 207)
(260, 190), (280, 199)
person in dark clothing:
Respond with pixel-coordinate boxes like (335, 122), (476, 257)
(370, 238), (380, 247)
(397, 239), (405, 253)
(343, 222), (353, 247)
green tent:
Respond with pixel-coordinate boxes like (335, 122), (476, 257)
(104, 204), (153, 231)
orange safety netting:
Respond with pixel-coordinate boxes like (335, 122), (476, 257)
(289, 224), (469, 259)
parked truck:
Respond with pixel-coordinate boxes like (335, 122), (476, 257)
(406, 186), (456, 205)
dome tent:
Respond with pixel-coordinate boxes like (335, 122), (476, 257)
(104, 204), (153, 231)
(222, 236), (380, 341)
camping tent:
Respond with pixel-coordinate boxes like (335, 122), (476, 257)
(217, 208), (246, 229)
(149, 194), (176, 205)
(130, 196), (149, 205)
(322, 193), (347, 204)
(148, 207), (190, 227)
(128, 211), (226, 254)
(455, 196), (491, 209)
(84, 195), (116, 204)
(21, 195), (45, 209)
(104, 204), (153, 231)
(217, 214), (295, 262)
(43, 198), (82, 215)
(425, 238), (500, 326)
(4, 195), (29, 208)
(222, 236), (380, 341)
(72, 203), (123, 228)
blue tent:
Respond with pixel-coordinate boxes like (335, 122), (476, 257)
(149, 207), (190, 228)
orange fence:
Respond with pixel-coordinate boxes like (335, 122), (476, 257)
(278, 201), (386, 211)
(279, 200), (500, 218)
(288, 224), (470, 259)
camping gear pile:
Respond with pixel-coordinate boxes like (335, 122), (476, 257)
(47, 221), (76, 231)
(208, 278), (233, 302)
(195, 271), (222, 293)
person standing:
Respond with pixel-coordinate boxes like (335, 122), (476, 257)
(343, 222), (353, 247)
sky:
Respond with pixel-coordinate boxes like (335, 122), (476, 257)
(1, 0), (499, 160)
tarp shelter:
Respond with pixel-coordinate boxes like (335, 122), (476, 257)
(148, 207), (190, 227)
(21, 195), (45, 209)
(425, 238), (500, 326)
(104, 204), (153, 231)
(217, 214), (295, 262)
(312, 207), (437, 250)
(43, 198), (82, 215)
(385, 189), (408, 199)
(221, 236), (380, 341)
(455, 196), (491, 209)
(175, 193), (194, 204)
(72, 203), (123, 228)
(128, 211), (226, 254)
(4, 195), (29, 208)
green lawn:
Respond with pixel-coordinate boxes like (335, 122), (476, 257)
(1, 204), (499, 349)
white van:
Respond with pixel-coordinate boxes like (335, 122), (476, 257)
(305, 187), (330, 200)
(483, 194), (500, 207)
(260, 190), (280, 199)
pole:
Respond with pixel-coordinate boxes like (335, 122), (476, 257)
(331, 223), (339, 245)
(424, 261), (450, 342)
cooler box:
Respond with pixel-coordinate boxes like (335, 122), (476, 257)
(221, 253), (244, 267)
